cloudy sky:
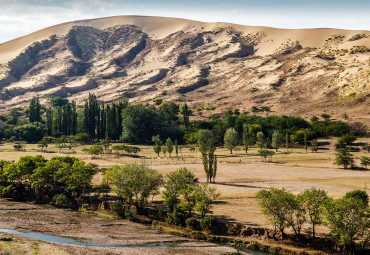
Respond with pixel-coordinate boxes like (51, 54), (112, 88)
(1, 0), (369, 43)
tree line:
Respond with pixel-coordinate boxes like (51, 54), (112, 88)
(0, 94), (367, 147)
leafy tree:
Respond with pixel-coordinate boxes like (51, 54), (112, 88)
(121, 105), (160, 143)
(37, 139), (48, 152)
(152, 135), (161, 157)
(256, 131), (265, 150)
(344, 189), (369, 205)
(29, 96), (41, 123)
(311, 139), (319, 153)
(105, 164), (163, 210)
(50, 96), (69, 107)
(324, 197), (370, 252)
(14, 122), (45, 142)
(271, 130), (281, 152)
(334, 148), (354, 169)
(180, 103), (191, 126)
(224, 128), (238, 154)
(165, 137), (174, 157)
(175, 139), (179, 157)
(360, 156), (370, 169)
(62, 161), (98, 197)
(258, 150), (275, 162)
(83, 144), (103, 158)
(298, 187), (329, 239)
(197, 129), (217, 183)
(242, 124), (249, 153)
(162, 168), (198, 212)
(304, 129), (308, 152)
(285, 132), (289, 150)
(350, 122), (367, 137)
(256, 187), (292, 239)
(195, 183), (220, 217)
(161, 146), (167, 157)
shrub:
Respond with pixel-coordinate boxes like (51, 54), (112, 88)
(200, 215), (218, 230)
(53, 194), (70, 208)
(166, 208), (187, 227)
(186, 217), (200, 230)
(111, 201), (124, 215)
(124, 206), (137, 220)
(344, 190), (369, 205)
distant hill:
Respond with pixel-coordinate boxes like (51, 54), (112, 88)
(0, 15), (369, 124)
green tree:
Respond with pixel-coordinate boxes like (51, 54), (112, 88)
(162, 168), (198, 212)
(29, 96), (41, 123)
(242, 124), (249, 153)
(105, 164), (163, 210)
(224, 128), (238, 154)
(285, 132), (289, 150)
(256, 131), (265, 150)
(152, 135), (162, 157)
(324, 197), (370, 252)
(165, 138), (174, 158)
(63, 161), (98, 197)
(50, 96), (69, 107)
(344, 189), (369, 205)
(195, 183), (220, 218)
(334, 148), (354, 169)
(271, 130), (281, 152)
(304, 129), (308, 152)
(298, 187), (328, 239)
(180, 103), (191, 126)
(258, 150), (275, 162)
(175, 139), (179, 157)
(360, 156), (370, 169)
(256, 187), (291, 239)
(197, 129), (217, 183)
(311, 139), (319, 153)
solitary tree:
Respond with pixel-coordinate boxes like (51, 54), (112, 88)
(334, 148), (354, 169)
(224, 128), (238, 154)
(360, 156), (370, 169)
(198, 129), (217, 183)
(271, 130), (281, 152)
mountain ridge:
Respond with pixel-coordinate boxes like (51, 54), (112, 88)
(0, 15), (369, 124)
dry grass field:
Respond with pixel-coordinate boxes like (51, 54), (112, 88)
(0, 138), (368, 233)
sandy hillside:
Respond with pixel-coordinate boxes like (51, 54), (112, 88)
(0, 15), (369, 123)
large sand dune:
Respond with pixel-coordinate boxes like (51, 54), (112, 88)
(0, 15), (369, 123)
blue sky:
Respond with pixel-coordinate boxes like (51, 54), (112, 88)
(1, 0), (369, 43)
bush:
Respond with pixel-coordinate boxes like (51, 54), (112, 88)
(344, 190), (369, 205)
(111, 201), (124, 215)
(166, 208), (187, 227)
(124, 206), (137, 220)
(186, 217), (200, 230)
(200, 215), (218, 230)
(53, 194), (70, 208)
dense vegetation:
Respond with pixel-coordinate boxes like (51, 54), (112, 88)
(0, 94), (366, 147)
(257, 187), (369, 253)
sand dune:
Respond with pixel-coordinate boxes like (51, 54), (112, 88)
(0, 15), (369, 124)
(0, 15), (369, 64)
